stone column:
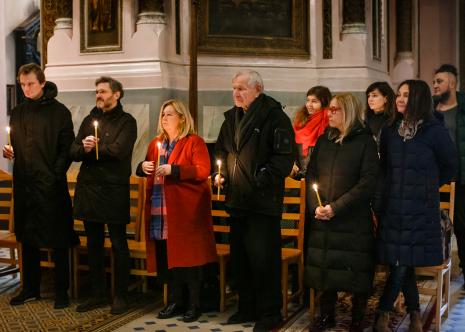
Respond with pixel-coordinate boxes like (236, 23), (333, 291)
(392, 0), (415, 86)
(55, 0), (73, 32)
(342, 0), (366, 34)
(396, 0), (413, 60)
(41, 0), (72, 65)
(137, 0), (165, 26)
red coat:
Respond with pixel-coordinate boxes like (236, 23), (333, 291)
(140, 134), (217, 272)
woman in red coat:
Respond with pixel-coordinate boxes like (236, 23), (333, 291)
(136, 99), (217, 322)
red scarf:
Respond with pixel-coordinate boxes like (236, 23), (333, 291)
(293, 109), (329, 156)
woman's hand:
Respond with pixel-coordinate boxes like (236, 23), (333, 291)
(290, 163), (299, 177)
(155, 164), (172, 177)
(141, 161), (155, 175)
(214, 174), (225, 188)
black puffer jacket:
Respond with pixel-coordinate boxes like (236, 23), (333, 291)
(305, 123), (378, 294)
(70, 103), (137, 224)
(10, 81), (77, 248)
(375, 120), (457, 267)
(215, 94), (295, 217)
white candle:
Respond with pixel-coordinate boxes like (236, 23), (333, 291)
(156, 142), (162, 168)
(313, 183), (323, 207)
(6, 126), (11, 146)
(93, 121), (99, 160)
(216, 159), (222, 199)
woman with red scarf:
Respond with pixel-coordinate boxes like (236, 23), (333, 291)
(292, 86), (331, 179)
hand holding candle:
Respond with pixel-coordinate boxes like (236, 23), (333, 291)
(216, 159), (222, 199)
(93, 121), (99, 160)
(312, 183), (323, 207)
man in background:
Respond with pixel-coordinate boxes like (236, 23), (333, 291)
(3, 63), (77, 309)
(433, 64), (465, 287)
(215, 69), (295, 332)
(70, 76), (137, 314)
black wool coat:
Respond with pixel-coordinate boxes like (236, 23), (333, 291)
(375, 120), (457, 267)
(305, 124), (378, 294)
(10, 81), (77, 248)
(70, 103), (137, 224)
(215, 93), (295, 217)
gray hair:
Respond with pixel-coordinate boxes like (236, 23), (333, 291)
(233, 70), (264, 90)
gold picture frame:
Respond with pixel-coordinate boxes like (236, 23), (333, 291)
(198, 0), (309, 57)
(80, 0), (122, 53)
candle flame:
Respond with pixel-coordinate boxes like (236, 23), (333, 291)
(6, 126), (10, 134)
(217, 159), (221, 167)
(312, 183), (318, 191)
(93, 121), (98, 128)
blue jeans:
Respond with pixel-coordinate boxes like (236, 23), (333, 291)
(378, 265), (419, 313)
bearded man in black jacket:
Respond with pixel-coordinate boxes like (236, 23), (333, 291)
(214, 70), (295, 332)
(70, 77), (137, 315)
(3, 63), (77, 309)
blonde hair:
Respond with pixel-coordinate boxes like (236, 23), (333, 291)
(328, 93), (364, 144)
(157, 99), (196, 140)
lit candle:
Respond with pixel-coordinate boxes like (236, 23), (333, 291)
(93, 121), (99, 160)
(6, 126), (11, 146)
(313, 183), (323, 207)
(156, 142), (162, 168)
(216, 159), (222, 199)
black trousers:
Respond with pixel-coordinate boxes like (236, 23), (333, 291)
(230, 213), (282, 319)
(155, 240), (203, 308)
(83, 222), (129, 297)
(22, 243), (69, 294)
(320, 291), (368, 322)
(454, 185), (465, 272)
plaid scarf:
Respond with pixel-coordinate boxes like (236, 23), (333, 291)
(150, 139), (177, 240)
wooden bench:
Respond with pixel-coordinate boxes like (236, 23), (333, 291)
(0, 171), (21, 282)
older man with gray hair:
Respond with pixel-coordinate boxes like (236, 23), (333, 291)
(214, 70), (295, 331)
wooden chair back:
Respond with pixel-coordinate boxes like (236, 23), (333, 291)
(0, 171), (14, 233)
(440, 182), (455, 223)
(281, 177), (306, 250)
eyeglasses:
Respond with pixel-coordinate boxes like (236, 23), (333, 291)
(328, 107), (342, 114)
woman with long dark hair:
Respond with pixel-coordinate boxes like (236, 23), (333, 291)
(374, 80), (457, 332)
(364, 81), (396, 141)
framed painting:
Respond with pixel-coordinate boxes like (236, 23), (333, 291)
(198, 0), (309, 57)
(80, 0), (122, 53)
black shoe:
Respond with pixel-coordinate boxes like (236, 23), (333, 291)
(183, 305), (201, 323)
(75, 297), (108, 312)
(110, 295), (128, 315)
(54, 291), (70, 309)
(157, 303), (185, 319)
(10, 290), (41, 306)
(253, 314), (283, 332)
(226, 311), (257, 324)
(310, 314), (336, 332)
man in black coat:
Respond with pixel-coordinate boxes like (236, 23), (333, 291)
(3, 63), (76, 309)
(214, 70), (295, 332)
(70, 77), (137, 314)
